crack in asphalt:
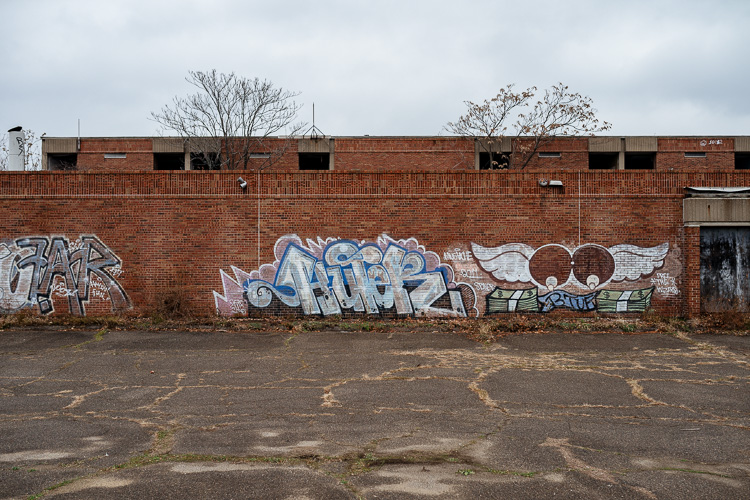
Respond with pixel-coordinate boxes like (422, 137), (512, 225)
(2, 330), (748, 499)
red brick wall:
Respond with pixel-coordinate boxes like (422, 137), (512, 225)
(231, 137), (299, 171)
(332, 137), (473, 172)
(65, 136), (749, 172)
(2, 170), (748, 318)
(658, 137), (734, 152)
(334, 152), (472, 171)
(656, 153), (735, 172)
(504, 137), (586, 171)
(683, 226), (701, 317)
(523, 152), (590, 171)
(656, 138), (736, 172)
(77, 138), (154, 172)
(79, 138), (154, 153)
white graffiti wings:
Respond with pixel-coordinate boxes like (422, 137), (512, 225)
(471, 243), (534, 283)
(607, 243), (670, 281)
(471, 241), (669, 290)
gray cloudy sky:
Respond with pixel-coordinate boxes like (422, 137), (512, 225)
(2, 0), (748, 138)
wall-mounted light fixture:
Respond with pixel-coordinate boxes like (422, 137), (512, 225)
(237, 177), (247, 189)
(538, 178), (563, 187)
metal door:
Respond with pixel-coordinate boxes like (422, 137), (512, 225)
(700, 227), (750, 312)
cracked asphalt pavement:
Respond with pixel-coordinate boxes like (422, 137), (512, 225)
(1, 327), (748, 499)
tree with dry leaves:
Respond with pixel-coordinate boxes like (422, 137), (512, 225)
(446, 83), (611, 169)
(151, 70), (304, 170)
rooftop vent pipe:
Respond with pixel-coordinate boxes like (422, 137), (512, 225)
(7, 126), (25, 171)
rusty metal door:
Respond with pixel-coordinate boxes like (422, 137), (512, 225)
(700, 227), (750, 312)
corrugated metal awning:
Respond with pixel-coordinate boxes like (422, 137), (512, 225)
(685, 187), (750, 198)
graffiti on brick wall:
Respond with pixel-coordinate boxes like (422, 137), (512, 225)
(470, 242), (671, 313)
(214, 234), (477, 317)
(650, 272), (678, 296)
(485, 286), (655, 313)
(0, 235), (129, 315)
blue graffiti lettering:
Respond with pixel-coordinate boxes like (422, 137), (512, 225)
(238, 238), (468, 317)
(540, 290), (597, 313)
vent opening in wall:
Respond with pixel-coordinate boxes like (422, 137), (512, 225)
(154, 153), (185, 170)
(685, 152), (707, 158)
(48, 153), (78, 171)
(588, 152), (618, 170)
(479, 152), (510, 169)
(736, 153), (750, 169)
(104, 153), (127, 159)
(625, 153), (655, 170)
(538, 152), (561, 158)
(190, 152), (221, 170)
(299, 153), (330, 170)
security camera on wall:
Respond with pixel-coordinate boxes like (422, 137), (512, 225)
(237, 177), (247, 189)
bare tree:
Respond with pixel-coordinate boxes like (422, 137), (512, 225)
(151, 70), (304, 170)
(446, 84), (533, 170)
(446, 83), (611, 169)
(0, 129), (42, 171)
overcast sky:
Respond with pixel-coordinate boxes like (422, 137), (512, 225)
(2, 0), (748, 138)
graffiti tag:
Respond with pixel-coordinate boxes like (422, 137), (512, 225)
(651, 272), (678, 295)
(472, 282), (496, 292)
(540, 290), (597, 313)
(215, 234), (476, 318)
(487, 286), (655, 314)
(0, 235), (130, 315)
(458, 268), (481, 279)
(443, 248), (473, 262)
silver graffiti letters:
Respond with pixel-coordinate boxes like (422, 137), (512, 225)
(215, 234), (471, 317)
(0, 235), (129, 315)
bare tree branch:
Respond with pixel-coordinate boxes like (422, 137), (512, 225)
(446, 83), (611, 169)
(150, 70), (305, 170)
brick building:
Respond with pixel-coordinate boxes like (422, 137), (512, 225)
(40, 135), (750, 173)
(0, 134), (746, 318)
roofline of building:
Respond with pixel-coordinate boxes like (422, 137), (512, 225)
(41, 134), (750, 141)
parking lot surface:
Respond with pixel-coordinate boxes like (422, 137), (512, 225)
(1, 328), (748, 499)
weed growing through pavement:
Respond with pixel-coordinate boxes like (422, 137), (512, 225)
(0, 308), (746, 342)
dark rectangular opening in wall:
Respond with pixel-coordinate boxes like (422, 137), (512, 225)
(588, 152), (618, 170)
(154, 153), (185, 170)
(685, 152), (706, 158)
(479, 152), (510, 170)
(48, 153), (77, 171)
(700, 227), (750, 312)
(538, 152), (561, 158)
(299, 153), (330, 170)
(625, 153), (655, 170)
(190, 152), (221, 170)
(736, 153), (750, 169)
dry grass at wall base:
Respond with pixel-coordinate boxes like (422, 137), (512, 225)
(0, 308), (747, 339)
